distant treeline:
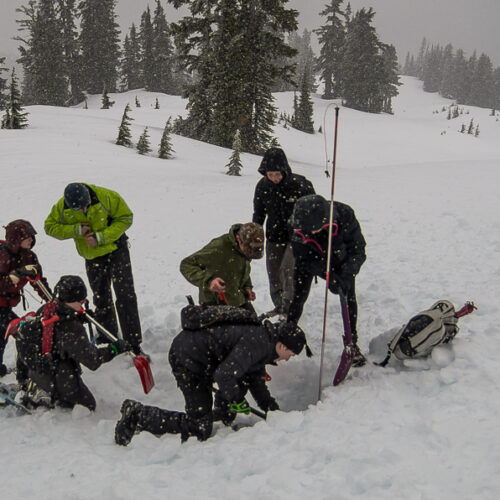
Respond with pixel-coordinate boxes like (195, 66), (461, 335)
(402, 38), (500, 111)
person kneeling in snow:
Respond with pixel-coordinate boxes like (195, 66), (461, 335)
(21, 275), (130, 411)
(114, 321), (308, 446)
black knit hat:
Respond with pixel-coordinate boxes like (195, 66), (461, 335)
(291, 194), (330, 235)
(64, 183), (90, 211)
(278, 322), (307, 355)
(54, 275), (87, 302)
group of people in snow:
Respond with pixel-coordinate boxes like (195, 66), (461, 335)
(0, 147), (366, 445)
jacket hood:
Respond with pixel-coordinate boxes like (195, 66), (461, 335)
(289, 194), (330, 235)
(257, 148), (292, 178)
(4, 219), (37, 252)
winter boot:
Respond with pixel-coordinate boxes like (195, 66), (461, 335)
(352, 344), (367, 367)
(115, 399), (143, 446)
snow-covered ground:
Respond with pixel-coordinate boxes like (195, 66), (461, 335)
(1, 76), (499, 499)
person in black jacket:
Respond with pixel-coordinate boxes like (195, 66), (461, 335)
(21, 275), (129, 411)
(288, 194), (367, 366)
(253, 148), (315, 318)
(114, 321), (307, 446)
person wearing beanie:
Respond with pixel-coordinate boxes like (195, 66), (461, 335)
(44, 183), (144, 356)
(288, 194), (367, 366)
(114, 318), (307, 446)
(19, 275), (130, 411)
(252, 147), (315, 319)
(180, 223), (264, 312)
(0, 219), (52, 379)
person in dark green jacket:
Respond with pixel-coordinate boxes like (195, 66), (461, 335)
(44, 183), (143, 355)
(180, 223), (264, 311)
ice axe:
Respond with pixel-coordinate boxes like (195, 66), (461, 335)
(30, 277), (155, 394)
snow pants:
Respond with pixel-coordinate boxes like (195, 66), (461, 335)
(266, 242), (295, 315)
(85, 236), (142, 350)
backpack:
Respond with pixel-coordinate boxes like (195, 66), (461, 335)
(7, 301), (61, 376)
(377, 300), (476, 367)
(181, 303), (260, 331)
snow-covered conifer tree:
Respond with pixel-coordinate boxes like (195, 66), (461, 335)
(137, 127), (151, 155)
(116, 103), (133, 146)
(158, 118), (174, 159)
(225, 129), (243, 176)
(1, 69), (29, 129)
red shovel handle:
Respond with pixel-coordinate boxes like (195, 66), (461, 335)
(455, 302), (477, 318)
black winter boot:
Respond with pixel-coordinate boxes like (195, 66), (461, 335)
(352, 344), (367, 367)
(115, 399), (143, 446)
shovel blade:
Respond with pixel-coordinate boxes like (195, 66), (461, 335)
(133, 355), (155, 394)
(333, 344), (355, 386)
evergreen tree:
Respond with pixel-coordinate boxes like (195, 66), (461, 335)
(101, 85), (114, 108)
(151, 0), (174, 92)
(120, 24), (142, 91)
(415, 37), (427, 79)
(79, 0), (121, 94)
(0, 56), (7, 109)
(474, 124), (480, 137)
(293, 63), (315, 132)
(439, 44), (455, 99)
(137, 127), (151, 154)
(380, 43), (401, 113)
(1, 69), (29, 129)
(140, 6), (155, 91)
(15, 0), (38, 104)
(135, 96), (141, 107)
(315, 0), (345, 99)
(158, 118), (174, 159)
(171, 0), (298, 153)
(422, 44), (443, 93)
(341, 8), (386, 113)
(450, 49), (469, 104)
(225, 129), (243, 176)
(20, 0), (69, 105)
(116, 103), (133, 146)
(58, 0), (83, 104)
(467, 118), (474, 134)
(285, 29), (316, 92)
(468, 53), (495, 108)
(493, 67), (500, 112)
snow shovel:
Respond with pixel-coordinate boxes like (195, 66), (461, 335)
(332, 291), (355, 386)
(31, 278), (155, 394)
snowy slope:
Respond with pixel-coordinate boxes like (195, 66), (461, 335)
(1, 76), (499, 499)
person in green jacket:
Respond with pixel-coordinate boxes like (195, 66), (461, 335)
(180, 223), (264, 311)
(44, 183), (143, 355)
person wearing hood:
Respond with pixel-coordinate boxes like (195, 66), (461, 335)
(0, 219), (51, 378)
(44, 183), (144, 356)
(180, 222), (264, 311)
(288, 194), (367, 366)
(114, 320), (307, 445)
(252, 148), (315, 319)
(19, 275), (130, 410)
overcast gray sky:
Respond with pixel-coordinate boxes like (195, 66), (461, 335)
(1, 0), (499, 68)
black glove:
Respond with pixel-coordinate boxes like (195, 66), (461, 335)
(264, 397), (279, 412)
(110, 339), (131, 356)
(14, 264), (39, 279)
(330, 272), (354, 295)
(213, 395), (236, 426)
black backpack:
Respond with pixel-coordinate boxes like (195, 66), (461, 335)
(377, 300), (476, 367)
(10, 301), (61, 376)
(181, 303), (260, 331)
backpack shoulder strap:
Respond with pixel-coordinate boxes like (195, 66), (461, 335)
(41, 301), (59, 356)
